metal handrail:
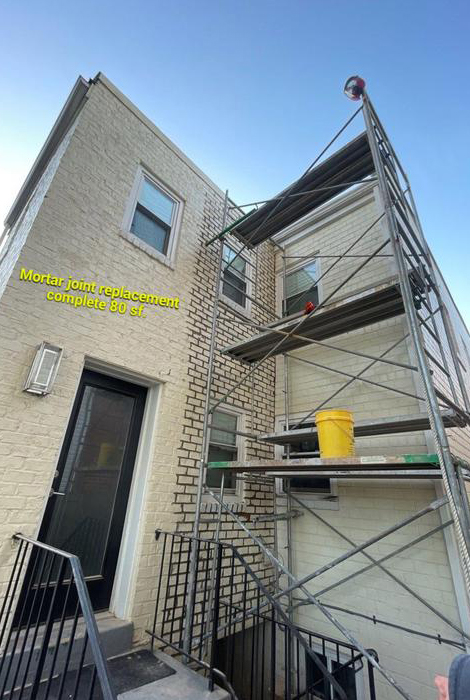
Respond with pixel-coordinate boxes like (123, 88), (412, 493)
(150, 529), (378, 700)
(0, 533), (117, 700)
(155, 529), (373, 655)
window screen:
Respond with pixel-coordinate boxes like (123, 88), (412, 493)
(207, 410), (238, 490)
(284, 261), (318, 316)
(130, 177), (176, 255)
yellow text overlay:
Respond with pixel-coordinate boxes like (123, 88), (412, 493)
(19, 268), (180, 319)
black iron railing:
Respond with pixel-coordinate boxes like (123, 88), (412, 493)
(148, 530), (377, 700)
(0, 534), (116, 700)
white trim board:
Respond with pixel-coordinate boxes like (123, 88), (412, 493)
(84, 356), (162, 621)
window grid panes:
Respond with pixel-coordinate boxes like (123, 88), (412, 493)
(222, 245), (247, 308)
(130, 176), (177, 255)
(207, 410), (238, 491)
(284, 261), (318, 316)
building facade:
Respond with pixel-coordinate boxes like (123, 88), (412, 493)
(0, 73), (276, 645)
(1, 72), (469, 700)
(273, 182), (470, 699)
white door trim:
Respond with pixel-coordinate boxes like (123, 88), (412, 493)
(84, 356), (162, 620)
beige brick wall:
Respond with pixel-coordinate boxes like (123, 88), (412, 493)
(274, 188), (469, 699)
(1, 70), (468, 699)
(280, 482), (462, 700)
(0, 75), (276, 641)
(275, 188), (428, 456)
(430, 264), (470, 462)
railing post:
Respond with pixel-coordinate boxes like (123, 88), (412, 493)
(367, 649), (379, 700)
(270, 605), (276, 700)
(208, 542), (223, 692)
(6, 535), (117, 700)
(69, 555), (116, 700)
(29, 556), (66, 698)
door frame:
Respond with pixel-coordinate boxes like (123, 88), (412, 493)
(35, 369), (147, 613)
(83, 358), (162, 620)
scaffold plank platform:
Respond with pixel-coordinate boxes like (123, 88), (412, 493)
(222, 277), (404, 362)
(208, 454), (443, 479)
(233, 132), (374, 246)
(270, 469), (443, 480)
(259, 409), (466, 446)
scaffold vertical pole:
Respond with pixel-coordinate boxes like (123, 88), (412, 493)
(183, 190), (229, 657)
(362, 92), (470, 593)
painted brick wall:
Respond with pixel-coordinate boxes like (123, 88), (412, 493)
(273, 187), (469, 700)
(0, 75), (276, 642)
(275, 188), (429, 457)
(278, 483), (462, 700)
(0, 120), (78, 301)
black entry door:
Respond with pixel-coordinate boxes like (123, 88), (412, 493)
(37, 369), (147, 611)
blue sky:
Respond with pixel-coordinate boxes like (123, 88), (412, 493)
(1, 0), (469, 322)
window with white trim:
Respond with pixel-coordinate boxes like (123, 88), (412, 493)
(126, 170), (181, 259)
(221, 244), (249, 309)
(283, 260), (319, 316)
(206, 409), (239, 492)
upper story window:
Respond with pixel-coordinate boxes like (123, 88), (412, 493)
(222, 244), (249, 310)
(131, 176), (178, 255)
(284, 260), (319, 316)
(206, 409), (239, 492)
(122, 167), (182, 267)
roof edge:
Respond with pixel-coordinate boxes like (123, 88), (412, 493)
(4, 76), (90, 229)
(92, 72), (227, 200)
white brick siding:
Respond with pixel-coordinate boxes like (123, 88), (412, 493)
(274, 187), (470, 699)
(0, 74), (276, 642)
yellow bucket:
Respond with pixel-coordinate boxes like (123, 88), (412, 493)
(315, 410), (354, 457)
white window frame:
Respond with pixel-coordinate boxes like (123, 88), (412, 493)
(121, 165), (183, 268)
(274, 414), (338, 510)
(220, 238), (252, 316)
(203, 404), (246, 506)
(276, 254), (322, 318)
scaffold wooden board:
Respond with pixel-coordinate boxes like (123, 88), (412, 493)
(233, 132), (374, 246)
(208, 454), (441, 477)
(222, 277), (404, 362)
(259, 410), (466, 445)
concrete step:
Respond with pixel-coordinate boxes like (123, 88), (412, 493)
(4, 648), (230, 699)
(0, 612), (133, 694)
(2, 616), (229, 699)
(117, 650), (230, 700)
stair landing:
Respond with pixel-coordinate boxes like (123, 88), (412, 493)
(119, 650), (229, 700)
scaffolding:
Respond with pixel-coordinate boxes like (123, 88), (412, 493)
(186, 80), (470, 699)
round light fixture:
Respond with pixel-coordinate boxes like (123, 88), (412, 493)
(344, 76), (366, 100)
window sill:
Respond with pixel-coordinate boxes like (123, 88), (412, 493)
(120, 229), (175, 269)
(220, 294), (252, 319)
(277, 492), (339, 511)
(298, 495), (339, 511)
